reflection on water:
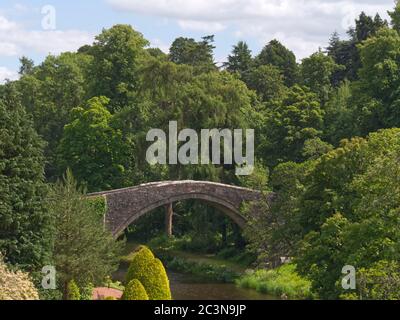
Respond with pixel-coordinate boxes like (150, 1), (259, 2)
(168, 271), (277, 300)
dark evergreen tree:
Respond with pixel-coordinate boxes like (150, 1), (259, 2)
(0, 84), (52, 271)
(255, 39), (298, 86)
(169, 35), (216, 71)
(224, 41), (253, 81)
(389, 0), (400, 32)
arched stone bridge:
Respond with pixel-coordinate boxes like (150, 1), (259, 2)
(89, 180), (264, 238)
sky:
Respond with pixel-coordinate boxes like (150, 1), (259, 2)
(0, 0), (396, 83)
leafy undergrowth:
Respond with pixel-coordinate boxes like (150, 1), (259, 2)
(236, 264), (314, 299)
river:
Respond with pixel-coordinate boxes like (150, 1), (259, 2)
(168, 271), (277, 300)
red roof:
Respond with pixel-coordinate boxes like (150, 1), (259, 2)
(92, 287), (123, 300)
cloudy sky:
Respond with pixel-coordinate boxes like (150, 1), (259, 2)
(0, 0), (396, 83)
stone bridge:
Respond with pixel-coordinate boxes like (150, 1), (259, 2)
(89, 180), (264, 238)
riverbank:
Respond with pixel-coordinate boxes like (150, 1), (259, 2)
(236, 264), (313, 300)
(118, 239), (311, 300)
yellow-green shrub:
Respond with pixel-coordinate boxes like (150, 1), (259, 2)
(104, 296), (117, 300)
(122, 279), (149, 300)
(67, 280), (81, 300)
(125, 246), (171, 300)
(0, 256), (39, 300)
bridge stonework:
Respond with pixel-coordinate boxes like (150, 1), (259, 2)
(89, 181), (263, 238)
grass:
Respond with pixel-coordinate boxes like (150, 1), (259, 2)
(236, 264), (313, 299)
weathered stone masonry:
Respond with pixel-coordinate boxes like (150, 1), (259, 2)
(89, 180), (263, 238)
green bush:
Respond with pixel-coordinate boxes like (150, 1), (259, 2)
(340, 260), (400, 300)
(80, 282), (94, 300)
(104, 296), (117, 300)
(86, 196), (107, 219)
(122, 279), (149, 300)
(236, 264), (313, 299)
(125, 246), (171, 300)
(67, 280), (81, 300)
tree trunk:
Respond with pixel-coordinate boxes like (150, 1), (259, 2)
(165, 203), (173, 237)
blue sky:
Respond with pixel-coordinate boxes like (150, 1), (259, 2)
(0, 0), (395, 83)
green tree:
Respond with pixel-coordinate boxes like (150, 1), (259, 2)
(323, 80), (355, 144)
(260, 85), (324, 167)
(89, 24), (149, 112)
(327, 13), (387, 83)
(353, 27), (400, 133)
(67, 280), (81, 300)
(346, 261), (400, 300)
(296, 129), (400, 299)
(58, 96), (129, 192)
(389, 0), (400, 33)
(18, 56), (34, 76)
(255, 40), (298, 86)
(300, 51), (342, 103)
(49, 170), (124, 298)
(224, 41), (253, 81)
(16, 52), (91, 180)
(0, 85), (52, 271)
(247, 64), (287, 102)
(125, 246), (171, 300)
(169, 35), (216, 71)
(122, 279), (149, 300)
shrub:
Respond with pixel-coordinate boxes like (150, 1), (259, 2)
(122, 279), (149, 300)
(0, 255), (39, 300)
(80, 282), (94, 300)
(67, 280), (81, 300)
(104, 296), (117, 300)
(125, 246), (171, 300)
(340, 260), (400, 300)
(236, 264), (313, 299)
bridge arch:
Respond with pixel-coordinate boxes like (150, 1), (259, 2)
(89, 181), (262, 238)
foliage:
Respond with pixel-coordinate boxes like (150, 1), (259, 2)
(236, 264), (313, 299)
(260, 85), (324, 167)
(169, 35), (216, 71)
(255, 39), (298, 86)
(342, 260), (400, 300)
(122, 279), (149, 300)
(300, 51), (342, 103)
(389, 0), (400, 33)
(58, 96), (129, 192)
(67, 280), (81, 300)
(16, 52), (90, 179)
(48, 170), (124, 298)
(86, 196), (107, 219)
(80, 282), (94, 300)
(296, 129), (400, 299)
(125, 246), (171, 300)
(247, 65), (287, 102)
(353, 27), (400, 134)
(0, 255), (39, 300)
(88, 24), (149, 112)
(167, 256), (239, 283)
(0, 84), (52, 271)
(5, 2), (400, 300)
(224, 41), (253, 82)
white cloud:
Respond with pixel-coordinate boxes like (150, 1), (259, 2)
(0, 66), (19, 84)
(0, 15), (94, 57)
(150, 38), (170, 53)
(178, 20), (227, 32)
(107, 0), (394, 59)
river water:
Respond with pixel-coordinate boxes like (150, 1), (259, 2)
(168, 271), (277, 300)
